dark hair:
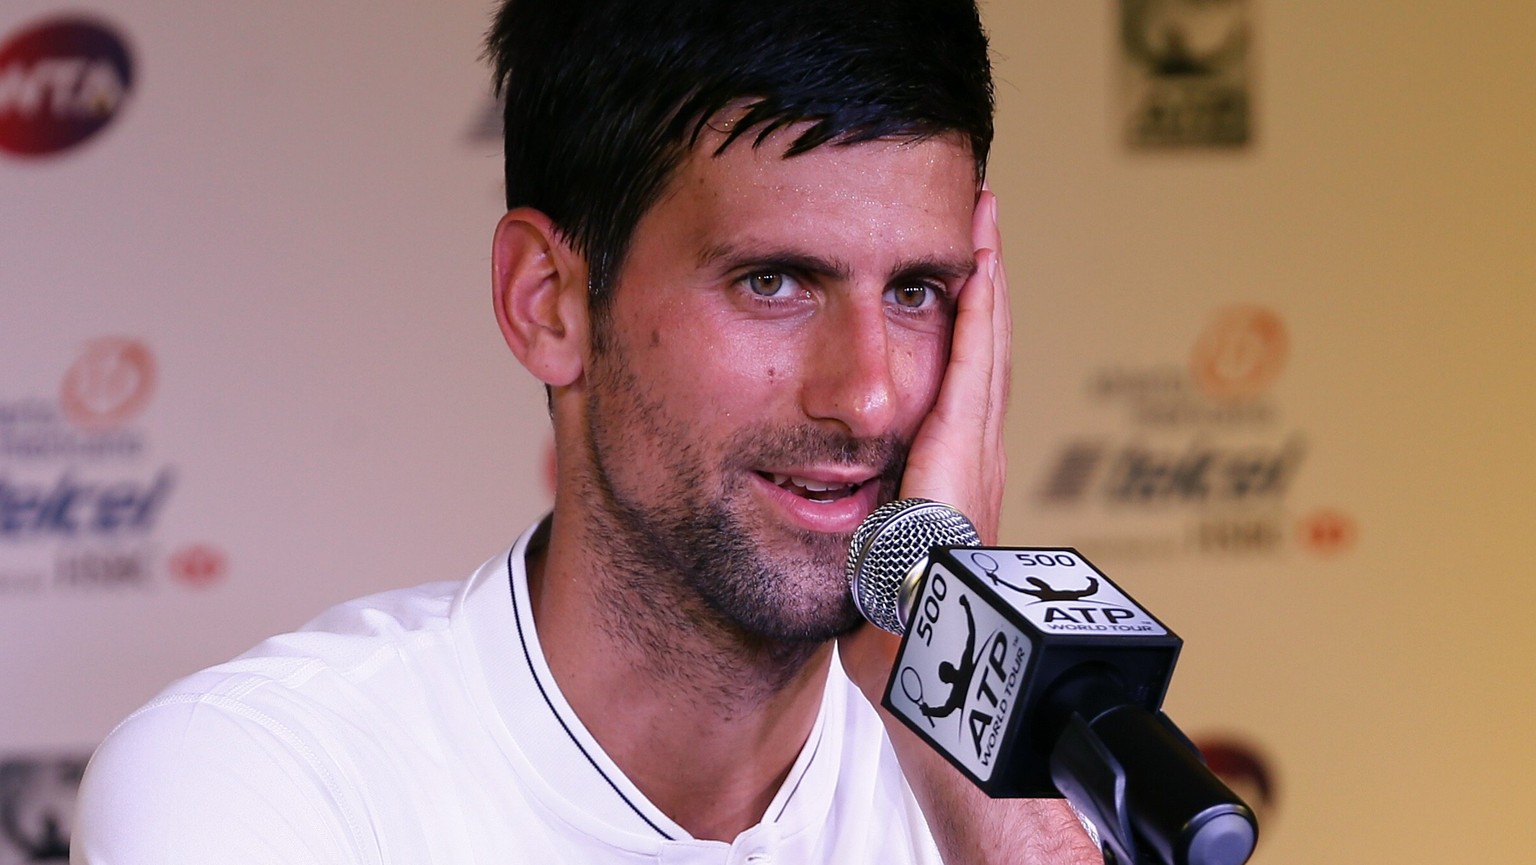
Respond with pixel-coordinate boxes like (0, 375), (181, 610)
(487, 0), (994, 322)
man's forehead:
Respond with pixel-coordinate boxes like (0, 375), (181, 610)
(691, 98), (981, 172)
(690, 114), (978, 177)
(627, 130), (980, 286)
(675, 124), (978, 210)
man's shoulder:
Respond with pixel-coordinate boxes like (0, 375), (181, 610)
(72, 573), (504, 863)
(175, 578), (466, 700)
(97, 578), (469, 754)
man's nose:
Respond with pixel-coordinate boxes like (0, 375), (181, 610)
(800, 298), (898, 438)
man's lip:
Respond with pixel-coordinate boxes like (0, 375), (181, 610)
(753, 466), (882, 487)
(749, 470), (886, 535)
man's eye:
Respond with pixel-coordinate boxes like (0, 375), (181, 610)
(741, 271), (794, 298)
(890, 283), (937, 310)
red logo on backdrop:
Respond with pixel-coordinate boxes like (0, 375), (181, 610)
(1297, 508), (1358, 555)
(1195, 736), (1278, 823)
(169, 544), (228, 588)
(1190, 305), (1288, 402)
(59, 337), (156, 429)
(0, 15), (134, 157)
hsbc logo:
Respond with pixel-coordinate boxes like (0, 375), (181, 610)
(0, 15), (134, 158)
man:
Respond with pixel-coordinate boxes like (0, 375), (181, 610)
(73, 0), (1101, 861)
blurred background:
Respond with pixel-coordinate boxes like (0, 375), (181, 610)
(2, 1), (1531, 862)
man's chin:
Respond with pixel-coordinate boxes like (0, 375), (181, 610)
(730, 600), (865, 645)
(703, 547), (863, 643)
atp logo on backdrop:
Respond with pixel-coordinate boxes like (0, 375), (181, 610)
(0, 14), (134, 158)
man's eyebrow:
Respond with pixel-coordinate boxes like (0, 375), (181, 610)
(699, 242), (852, 280)
(892, 255), (977, 286)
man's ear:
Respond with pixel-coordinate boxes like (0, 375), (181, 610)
(492, 208), (589, 387)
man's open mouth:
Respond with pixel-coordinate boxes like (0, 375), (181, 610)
(760, 472), (864, 503)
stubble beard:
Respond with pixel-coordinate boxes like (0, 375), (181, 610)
(579, 355), (906, 687)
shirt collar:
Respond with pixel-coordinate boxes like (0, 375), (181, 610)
(455, 517), (845, 853)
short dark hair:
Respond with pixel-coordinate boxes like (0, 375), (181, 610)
(486, 0), (995, 321)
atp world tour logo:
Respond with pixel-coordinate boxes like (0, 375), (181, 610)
(897, 580), (1026, 771)
(963, 550), (1165, 634)
(883, 547), (1171, 787)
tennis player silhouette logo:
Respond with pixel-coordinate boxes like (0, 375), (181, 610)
(898, 595), (989, 729)
(967, 552), (1100, 603)
(1018, 575), (1099, 602)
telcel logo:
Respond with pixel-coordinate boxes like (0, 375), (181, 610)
(0, 16), (133, 157)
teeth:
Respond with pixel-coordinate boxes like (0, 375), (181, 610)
(769, 473), (858, 499)
(799, 478), (842, 492)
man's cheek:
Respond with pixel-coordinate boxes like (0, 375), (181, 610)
(898, 342), (948, 418)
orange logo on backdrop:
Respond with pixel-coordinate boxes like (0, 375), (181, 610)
(59, 337), (155, 429)
(1190, 306), (1288, 402)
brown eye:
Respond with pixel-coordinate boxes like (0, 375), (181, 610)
(737, 271), (805, 300)
(891, 283), (933, 309)
(747, 272), (785, 296)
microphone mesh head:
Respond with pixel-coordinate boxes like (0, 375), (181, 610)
(846, 498), (979, 634)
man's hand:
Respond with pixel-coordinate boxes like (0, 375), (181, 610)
(837, 189), (1103, 864)
(897, 185), (1011, 546)
(839, 186), (1011, 700)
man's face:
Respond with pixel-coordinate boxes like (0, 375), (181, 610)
(580, 129), (978, 643)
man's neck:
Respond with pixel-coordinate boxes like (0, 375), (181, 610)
(525, 514), (834, 842)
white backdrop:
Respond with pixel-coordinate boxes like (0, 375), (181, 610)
(1, 0), (552, 808)
(2, 2), (1532, 863)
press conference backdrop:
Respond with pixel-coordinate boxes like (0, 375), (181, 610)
(1, 2), (1531, 862)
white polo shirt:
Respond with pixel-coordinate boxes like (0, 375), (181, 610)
(73, 522), (942, 864)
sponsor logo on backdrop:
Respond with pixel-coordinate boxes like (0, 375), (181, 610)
(1296, 508), (1357, 556)
(1119, 0), (1252, 149)
(168, 543), (227, 587)
(0, 338), (228, 596)
(0, 15), (133, 158)
(0, 751), (87, 863)
(1190, 305), (1287, 401)
(58, 336), (155, 429)
(1032, 305), (1357, 562)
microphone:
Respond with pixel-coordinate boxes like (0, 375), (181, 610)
(845, 499), (1258, 865)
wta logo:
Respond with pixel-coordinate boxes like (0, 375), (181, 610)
(0, 15), (133, 157)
